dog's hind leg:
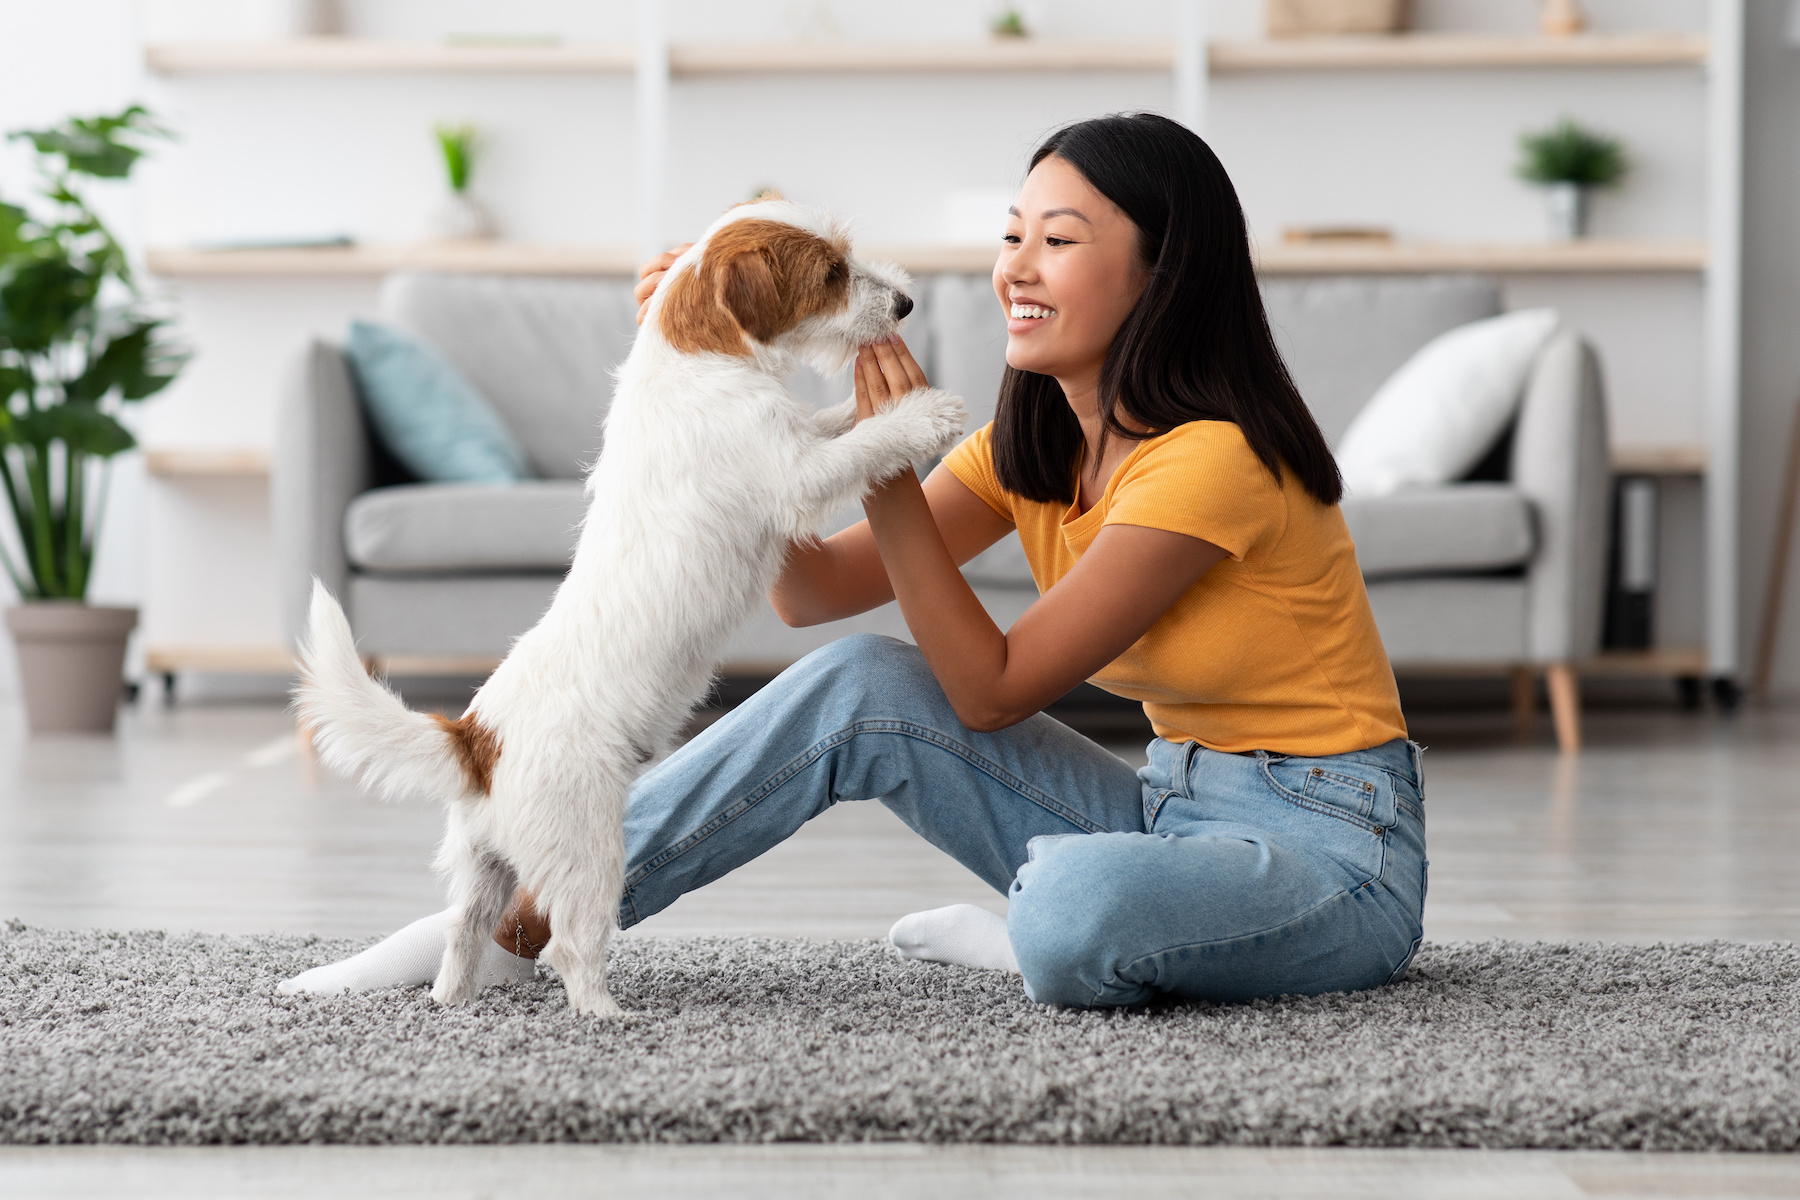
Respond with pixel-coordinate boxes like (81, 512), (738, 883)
(431, 824), (517, 1007)
(538, 811), (628, 1018)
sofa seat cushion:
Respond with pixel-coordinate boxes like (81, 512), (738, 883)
(1342, 484), (1536, 580)
(345, 482), (587, 573)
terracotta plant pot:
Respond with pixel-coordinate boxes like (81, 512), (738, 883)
(4, 602), (138, 734)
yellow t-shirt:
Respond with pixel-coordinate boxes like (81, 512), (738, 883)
(944, 420), (1406, 757)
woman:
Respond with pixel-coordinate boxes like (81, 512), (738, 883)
(284, 113), (1425, 1008)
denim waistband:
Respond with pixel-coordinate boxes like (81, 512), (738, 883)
(1155, 736), (1422, 793)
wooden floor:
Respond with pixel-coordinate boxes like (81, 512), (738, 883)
(4, 696), (1799, 1197)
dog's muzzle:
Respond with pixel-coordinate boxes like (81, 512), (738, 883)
(893, 293), (914, 321)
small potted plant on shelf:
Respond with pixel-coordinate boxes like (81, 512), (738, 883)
(427, 122), (496, 241)
(1, 106), (184, 734)
(1516, 118), (1628, 242)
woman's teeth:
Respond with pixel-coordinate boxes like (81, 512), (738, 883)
(1011, 304), (1054, 320)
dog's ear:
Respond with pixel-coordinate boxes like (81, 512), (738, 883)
(716, 246), (787, 345)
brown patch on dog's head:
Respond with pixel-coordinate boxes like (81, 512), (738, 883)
(431, 710), (502, 795)
(659, 218), (850, 356)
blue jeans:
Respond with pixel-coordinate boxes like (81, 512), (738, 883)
(618, 634), (1428, 1007)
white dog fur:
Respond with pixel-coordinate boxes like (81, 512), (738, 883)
(296, 201), (967, 1016)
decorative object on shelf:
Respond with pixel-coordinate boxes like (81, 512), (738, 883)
(0, 106), (185, 733)
(1539, 0), (1588, 37)
(1282, 225), (1394, 244)
(426, 122), (495, 241)
(1266, 0), (1408, 38)
(1516, 118), (1627, 242)
(990, 8), (1029, 39)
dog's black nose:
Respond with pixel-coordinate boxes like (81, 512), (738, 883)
(893, 293), (914, 321)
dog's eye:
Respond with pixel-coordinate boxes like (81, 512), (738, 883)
(826, 261), (847, 284)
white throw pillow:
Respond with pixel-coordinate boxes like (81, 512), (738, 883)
(1334, 308), (1562, 497)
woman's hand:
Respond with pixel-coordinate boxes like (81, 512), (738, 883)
(853, 335), (930, 422)
(633, 243), (695, 325)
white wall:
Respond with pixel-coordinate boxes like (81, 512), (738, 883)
(1739, 1), (1800, 699)
(10, 0), (1800, 700)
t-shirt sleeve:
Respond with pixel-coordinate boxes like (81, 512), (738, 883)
(1103, 422), (1286, 561)
(942, 422), (1015, 522)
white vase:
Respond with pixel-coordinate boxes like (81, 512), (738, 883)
(1543, 182), (1590, 242)
(427, 192), (497, 241)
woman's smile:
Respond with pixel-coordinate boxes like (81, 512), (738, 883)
(1007, 299), (1057, 332)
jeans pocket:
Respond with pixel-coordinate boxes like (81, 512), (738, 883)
(1257, 755), (1388, 834)
(1257, 753), (1388, 886)
(1142, 788), (1175, 829)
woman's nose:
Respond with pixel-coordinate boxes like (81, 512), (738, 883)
(893, 293), (914, 320)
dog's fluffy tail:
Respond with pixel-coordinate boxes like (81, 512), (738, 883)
(294, 579), (496, 802)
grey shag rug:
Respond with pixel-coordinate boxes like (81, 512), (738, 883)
(3, 922), (1798, 1149)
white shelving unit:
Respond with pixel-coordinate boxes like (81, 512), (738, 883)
(141, 1), (1746, 685)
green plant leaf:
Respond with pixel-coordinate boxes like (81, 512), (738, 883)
(0, 363), (27, 409)
(65, 319), (185, 404)
(0, 201), (29, 257)
(11, 403), (135, 457)
(10, 104), (171, 180)
(0, 254), (100, 354)
(434, 123), (477, 192)
(1516, 118), (1628, 188)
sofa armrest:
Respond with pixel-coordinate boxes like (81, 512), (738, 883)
(272, 339), (371, 646)
(1512, 330), (1612, 663)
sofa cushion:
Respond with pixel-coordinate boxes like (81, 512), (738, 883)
(1342, 484), (1536, 580)
(1335, 308), (1562, 497)
(380, 273), (640, 480)
(1262, 275), (1503, 446)
(343, 320), (532, 484)
(345, 481), (587, 573)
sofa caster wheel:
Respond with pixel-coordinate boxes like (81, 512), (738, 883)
(1710, 676), (1743, 713)
(1676, 675), (1704, 711)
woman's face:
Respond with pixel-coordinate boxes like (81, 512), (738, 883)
(993, 155), (1149, 383)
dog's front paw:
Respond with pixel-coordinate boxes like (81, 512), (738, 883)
(880, 387), (967, 461)
(813, 396), (859, 438)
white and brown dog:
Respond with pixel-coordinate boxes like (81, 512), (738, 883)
(296, 201), (966, 1015)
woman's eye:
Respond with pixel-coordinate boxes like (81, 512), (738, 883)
(1002, 233), (1022, 245)
(1045, 237), (1071, 247)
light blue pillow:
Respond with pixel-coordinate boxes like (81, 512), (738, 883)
(344, 320), (531, 484)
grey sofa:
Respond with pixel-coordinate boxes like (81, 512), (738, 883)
(274, 271), (1609, 748)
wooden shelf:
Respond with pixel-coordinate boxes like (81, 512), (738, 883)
(1612, 444), (1708, 476)
(144, 242), (641, 278)
(143, 448), (272, 477)
(145, 38), (632, 74)
(669, 39), (1173, 75)
(1211, 32), (1707, 71)
(145, 238), (1707, 280)
(143, 643), (295, 675)
(1256, 238), (1707, 274)
(144, 33), (1708, 77)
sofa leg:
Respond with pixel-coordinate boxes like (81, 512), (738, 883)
(1510, 666), (1537, 739)
(1546, 663), (1582, 753)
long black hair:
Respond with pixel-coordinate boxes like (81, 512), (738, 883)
(992, 113), (1342, 507)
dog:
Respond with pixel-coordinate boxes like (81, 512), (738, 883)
(296, 200), (967, 1016)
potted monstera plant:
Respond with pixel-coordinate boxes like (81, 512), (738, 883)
(1, 106), (183, 734)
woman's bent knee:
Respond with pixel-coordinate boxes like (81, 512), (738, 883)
(1007, 834), (1150, 1008)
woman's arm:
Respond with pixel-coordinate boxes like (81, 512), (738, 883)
(770, 469), (1013, 627)
(855, 339), (1227, 733)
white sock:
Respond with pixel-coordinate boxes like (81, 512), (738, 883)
(888, 903), (1019, 973)
(277, 907), (538, 995)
